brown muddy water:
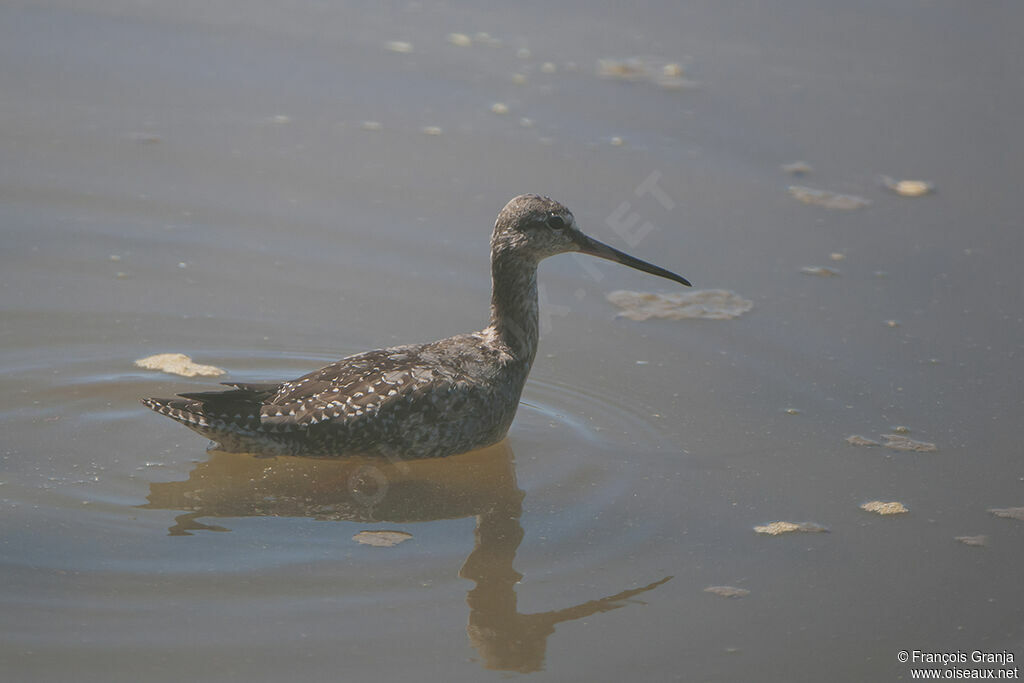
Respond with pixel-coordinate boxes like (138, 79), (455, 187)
(2, 2), (1023, 681)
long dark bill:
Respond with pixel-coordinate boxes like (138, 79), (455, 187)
(574, 232), (692, 287)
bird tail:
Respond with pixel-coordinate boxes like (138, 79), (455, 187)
(141, 383), (276, 430)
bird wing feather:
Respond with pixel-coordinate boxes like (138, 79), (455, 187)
(259, 347), (461, 428)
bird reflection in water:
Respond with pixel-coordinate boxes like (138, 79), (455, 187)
(140, 442), (671, 673)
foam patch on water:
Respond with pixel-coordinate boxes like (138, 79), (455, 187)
(956, 535), (987, 547)
(880, 434), (937, 452)
(988, 507), (1024, 521)
(704, 585), (750, 598)
(800, 266), (840, 277)
(135, 353), (225, 378)
(753, 521), (828, 535)
(606, 289), (753, 321)
(846, 433), (937, 452)
(860, 501), (908, 515)
(788, 185), (871, 210)
(880, 176), (934, 197)
(597, 57), (699, 90)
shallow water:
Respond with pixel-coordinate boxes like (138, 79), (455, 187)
(3, 1), (1023, 681)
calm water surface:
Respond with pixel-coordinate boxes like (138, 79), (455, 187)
(2, 1), (1023, 681)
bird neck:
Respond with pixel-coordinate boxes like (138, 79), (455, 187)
(486, 251), (540, 365)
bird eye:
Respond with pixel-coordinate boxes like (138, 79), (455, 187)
(546, 216), (565, 230)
